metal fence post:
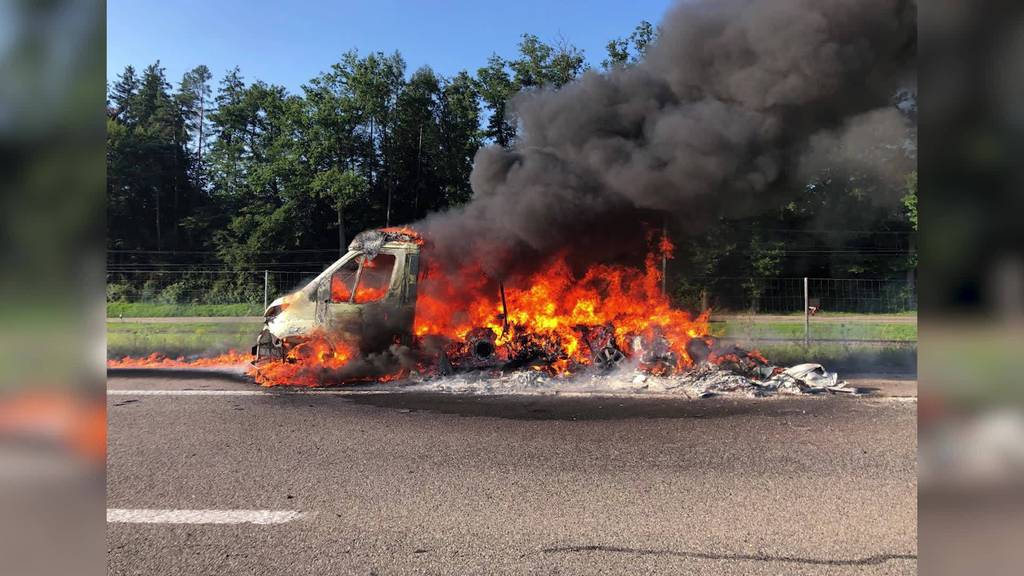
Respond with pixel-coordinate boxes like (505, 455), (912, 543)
(263, 270), (269, 311)
(803, 276), (809, 347)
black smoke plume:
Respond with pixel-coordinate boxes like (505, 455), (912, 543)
(421, 0), (916, 278)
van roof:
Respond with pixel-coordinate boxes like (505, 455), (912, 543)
(348, 227), (423, 259)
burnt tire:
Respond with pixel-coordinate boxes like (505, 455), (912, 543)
(593, 346), (625, 371)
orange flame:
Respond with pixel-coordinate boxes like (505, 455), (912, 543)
(106, 350), (251, 369)
(330, 275), (352, 302)
(250, 334), (356, 387)
(377, 226), (425, 244)
(331, 272), (389, 304)
(413, 238), (709, 371)
(331, 255), (392, 304)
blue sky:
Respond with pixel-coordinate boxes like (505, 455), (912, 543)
(108, 0), (675, 92)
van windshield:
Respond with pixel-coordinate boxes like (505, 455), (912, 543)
(330, 258), (359, 303)
(354, 253), (395, 303)
(329, 253), (396, 304)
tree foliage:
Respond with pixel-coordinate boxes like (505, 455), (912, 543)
(602, 21), (657, 69)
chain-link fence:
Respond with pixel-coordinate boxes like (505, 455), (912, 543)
(106, 269), (917, 372)
(677, 276), (917, 314)
(106, 270), (322, 310)
(106, 268), (916, 375)
(107, 270), (916, 317)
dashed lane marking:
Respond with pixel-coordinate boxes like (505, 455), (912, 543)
(107, 509), (304, 525)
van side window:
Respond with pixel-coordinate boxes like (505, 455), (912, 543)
(330, 259), (359, 303)
(354, 254), (395, 303)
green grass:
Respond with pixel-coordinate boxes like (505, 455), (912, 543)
(107, 302), (263, 318)
(709, 320), (917, 341)
(107, 322), (261, 358)
(715, 310), (918, 317)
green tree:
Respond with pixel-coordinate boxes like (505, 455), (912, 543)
(109, 64), (139, 125)
(389, 66), (441, 222)
(477, 35), (584, 148)
(630, 21), (656, 56)
(299, 50), (401, 242)
(510, 33), (585, 89)
(902, 170), (917, 231)
(476, 54), (516, 148)
(437, 70), (481, 206)
(178, 65), (213, 169)
(901, 170), (918, 297)
(205, 68), (251, 205)
(135, 61), (175, 129)
(344, 50), (406, 208)
(547, 39), (587, 87)
(107, 62), (196, 252)
(206, 73), (314, 269)
(313, 168), (367, 254)
(602, 39), (630, 70)
(602, 21), (657, 69)
(744, 232), (785, 312)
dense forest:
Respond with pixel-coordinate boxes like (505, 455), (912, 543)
(107, 23), (917, 311)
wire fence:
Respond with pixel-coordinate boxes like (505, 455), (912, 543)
(106, 270), (323, 310)
(676, 276), (918, 349)
(107, 270), (916, 316)
(105, 269), (917, 358)
(677, 276), (917, 314)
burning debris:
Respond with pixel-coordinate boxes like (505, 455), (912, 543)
(401, 358), (859, 398)
(409, 233), (710, 377)
(107, 338), (860, 399)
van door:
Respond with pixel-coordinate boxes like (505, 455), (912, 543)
(322, 252), (400, 350)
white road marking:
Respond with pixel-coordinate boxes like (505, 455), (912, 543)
(107, 509), (304, 525)
(871, 396), (918, 403)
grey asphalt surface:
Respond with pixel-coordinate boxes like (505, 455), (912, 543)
(107, 374), (917, 575)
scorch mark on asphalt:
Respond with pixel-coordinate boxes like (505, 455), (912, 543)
(543, 544), (918, 566)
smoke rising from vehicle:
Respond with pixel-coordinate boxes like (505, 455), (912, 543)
(421, 0), (916, 277)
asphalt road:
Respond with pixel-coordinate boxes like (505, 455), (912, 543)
(107, 374), (917, 575)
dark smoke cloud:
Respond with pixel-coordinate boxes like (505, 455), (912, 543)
(799, 107), (916, 193)
(421, 0), (916, 276)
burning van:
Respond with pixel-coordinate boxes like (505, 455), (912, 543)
(241, 225), (849, 394)
(249, 224), (734, 385)
(252, 228), (423, 363)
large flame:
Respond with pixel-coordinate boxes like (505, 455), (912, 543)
(250, 333), (356, 387)
(413, 238), (708, 370)
(107, 236), (715, 385)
